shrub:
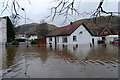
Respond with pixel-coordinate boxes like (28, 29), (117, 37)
(31, 40), (37, 45)
(12, 40), (19, 45)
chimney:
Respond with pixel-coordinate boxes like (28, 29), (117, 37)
(70, 22), (73, 25)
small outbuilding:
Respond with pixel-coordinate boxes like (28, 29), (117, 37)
(106, 35), (119, 43)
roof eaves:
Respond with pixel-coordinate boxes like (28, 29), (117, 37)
(46, 34), (70, 37)
(81, 23), (94, 36)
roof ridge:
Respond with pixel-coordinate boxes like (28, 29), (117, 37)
(46, 22), (83, 37)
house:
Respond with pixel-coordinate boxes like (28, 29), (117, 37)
(92, 27), (119, 43)
(99, 28), (112, 36)
(99, 28), (113, 41)
(0, 16), (7, 45)
(15, 32), (26, 39)
(28, 34), (38, 40)
(46, 22), (101, 46)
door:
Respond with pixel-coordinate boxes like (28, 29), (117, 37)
(55, 37), (57, 46)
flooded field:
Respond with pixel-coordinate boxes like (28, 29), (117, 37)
(0, 43), (119, 78)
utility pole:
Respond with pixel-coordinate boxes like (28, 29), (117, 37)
(22, 8), (28, 47)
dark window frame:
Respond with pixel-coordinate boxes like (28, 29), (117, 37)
(62, 36), (67, 43)
(49, 37), (52, 41)
(73, 36), (77, 42)
(79, 31), (83, 34)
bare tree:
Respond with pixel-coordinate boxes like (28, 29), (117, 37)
(1, 0), (120, 25)
(91, 0), (120, 23)
(47, 0), (83, 22)
(10, 14), (20, 26)
(47, 0), (120, 23)
(37, 20), (49, 39)
(0, 0), (30, 26)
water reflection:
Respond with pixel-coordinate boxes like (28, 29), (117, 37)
(0, 45), (4, 79)
(2, 44), (119, 78)
(31, 47), (49, 64)
(48, 45), (91, 63)
(86, 45), (118, 62)
(5, 47), (17, 68)
(47, 44), (118, 64)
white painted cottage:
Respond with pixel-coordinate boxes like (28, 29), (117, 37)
(0, 17), (7, 45)
(46, 22), (101, 46)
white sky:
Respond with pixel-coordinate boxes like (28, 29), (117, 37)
(0, 0), (120, 27)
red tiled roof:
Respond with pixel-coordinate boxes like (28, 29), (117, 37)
(46, 22), (93, 37)
(99, 28), (112, 36)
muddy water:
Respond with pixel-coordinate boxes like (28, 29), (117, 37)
(1, 44), (119, 78)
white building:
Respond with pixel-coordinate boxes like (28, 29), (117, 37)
(46, 22), (101, 46)
(28, 35), (38, 40)
(15, 32), (26, 39)
(0, 17), (7, 45)
(106, 35), (119, 43)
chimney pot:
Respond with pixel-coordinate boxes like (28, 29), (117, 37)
(70, 22), (73, 25)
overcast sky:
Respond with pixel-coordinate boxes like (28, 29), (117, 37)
(0, 0), (119, 27)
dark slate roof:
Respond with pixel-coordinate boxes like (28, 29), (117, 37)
(46, 22), (93, 37)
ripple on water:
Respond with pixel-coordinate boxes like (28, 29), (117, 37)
(2, 44), (118, 78)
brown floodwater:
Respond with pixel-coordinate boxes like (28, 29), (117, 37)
(1, 43), (119, 78)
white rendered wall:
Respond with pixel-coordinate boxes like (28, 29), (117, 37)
(92, 37), (102, 44)
(70, 25), (92, 44)
(46, 37), (55, 45)
(0, 18), (7, 45)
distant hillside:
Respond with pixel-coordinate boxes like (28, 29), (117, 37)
(74, 16), (120, 35)
(16, 23), (56, 33)
(15, 23), (38, 33)
(27, 23), (57, 38)
(16, 16), (120, 36)
(26, 23), (56, 34)
(15, 22), (57, 38)
(75, 16), (120, 29)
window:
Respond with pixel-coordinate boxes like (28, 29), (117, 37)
(79, 31), (83, 34)
(102, 37), (105, 41)
(57, 37), (59, 43)
(104, 31), (108, 35)
(62, 36), (67, 43)
(22, 35), (24, 37)
(73, 36), (77, 42)
(49, 37), (52, 41)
